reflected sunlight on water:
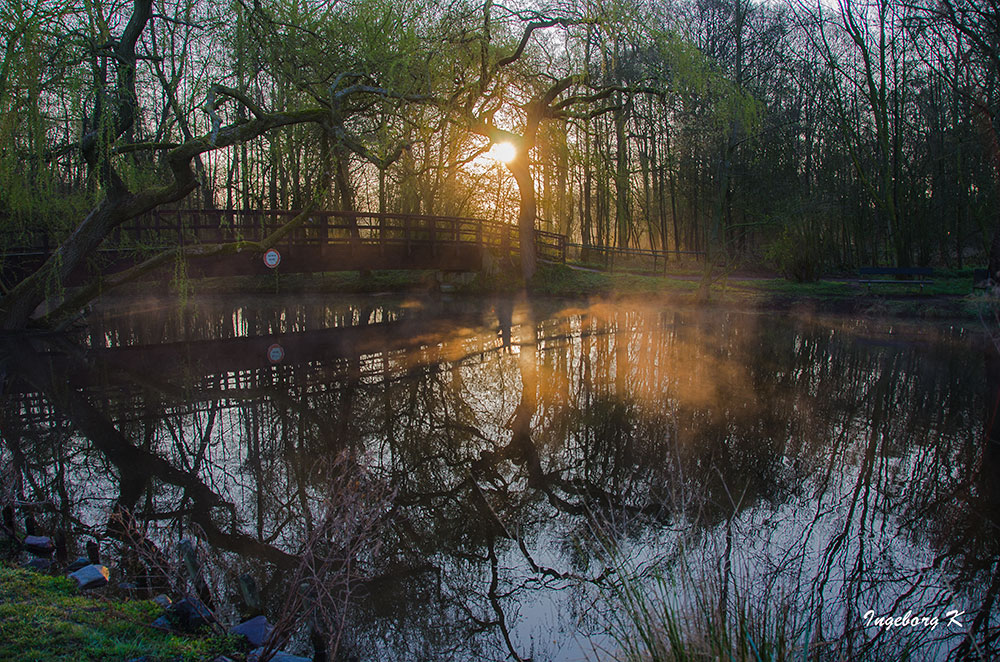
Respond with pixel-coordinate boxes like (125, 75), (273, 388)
(1, 294), (995, 661)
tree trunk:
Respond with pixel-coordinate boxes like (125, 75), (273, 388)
(974, 98), (1000, 279)
(1, 105), (328, 329)
(507, 153), (537, 282)
(614, 101), (630, 250)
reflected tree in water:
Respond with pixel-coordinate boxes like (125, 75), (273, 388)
(0, 298), (996, 659)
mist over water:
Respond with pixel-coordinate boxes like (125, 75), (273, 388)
(2, 295), (995, 661)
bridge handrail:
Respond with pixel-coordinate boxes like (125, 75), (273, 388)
(2, 208), (568, 263)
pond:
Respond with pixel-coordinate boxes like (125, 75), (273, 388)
(1, 294), (997, 661)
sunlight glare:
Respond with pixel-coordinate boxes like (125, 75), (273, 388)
(491, 141), (516, 163)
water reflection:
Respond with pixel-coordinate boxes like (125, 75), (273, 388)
(1, 295), (996, 660)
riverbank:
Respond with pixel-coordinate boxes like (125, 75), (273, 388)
(0, 562), (238, 661)
(109, 262), (994, 323)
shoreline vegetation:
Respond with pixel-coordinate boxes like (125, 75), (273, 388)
(0, 562), (239, 661)
(92, 262), (995, 324)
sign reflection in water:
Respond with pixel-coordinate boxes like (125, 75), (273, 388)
(1, 295), (996, 661)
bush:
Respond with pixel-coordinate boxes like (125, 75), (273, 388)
(765, 229), (821, 282)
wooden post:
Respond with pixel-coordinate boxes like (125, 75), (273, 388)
(379, 214), (386, 257)
(320, 212), (329, 257)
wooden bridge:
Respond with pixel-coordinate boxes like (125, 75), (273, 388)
(1, 209), (567, 284)
(4, 309), (503, 424)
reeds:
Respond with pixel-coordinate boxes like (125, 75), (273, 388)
(597, 549), (814, 662)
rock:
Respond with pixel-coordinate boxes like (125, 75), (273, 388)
(23, 535), (54, 556)
(230, 615), (275, 647)
(150, 615), (174, 631)
(248, 649), (311, 662)
(65, 556), (90, 572)
(211, 657), (235, 662)
(167, 597), (215, 631)
(23, 557), (52, 572)
(152, 594), (172, 608)
(69, 564), (109, 590)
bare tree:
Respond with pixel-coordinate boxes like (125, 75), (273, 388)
(918, 0), (1000, 277)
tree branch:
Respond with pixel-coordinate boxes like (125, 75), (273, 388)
(42, 204), (318, 326)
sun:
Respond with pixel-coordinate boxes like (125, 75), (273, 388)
(490, 141), (517, 163)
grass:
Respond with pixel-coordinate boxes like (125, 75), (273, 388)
(178, 263), (702, 299)
(0, 563), (238, 661)
(106, 259), (997, 323)
(754, 278), (860, 298)
(595, 547), (942, 662)
(531, 263), (980, 303)
(598, 557), (812, 662)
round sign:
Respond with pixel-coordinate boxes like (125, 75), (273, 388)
(263, 248), (281, 268)
(267, 343), (285, 364)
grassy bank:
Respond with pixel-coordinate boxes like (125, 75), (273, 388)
(0, 564), (236, 661)
(111, 262), (996, 322)
(529, 264), (991, 321)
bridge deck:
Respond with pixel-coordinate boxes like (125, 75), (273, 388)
(1, 209), (567, 283)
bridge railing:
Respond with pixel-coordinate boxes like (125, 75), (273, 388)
(565, 242), (704, 272)
(3, 209), (568, 266)
(133, 209), (565, 259)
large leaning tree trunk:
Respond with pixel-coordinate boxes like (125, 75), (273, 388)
(471, 96), (551, 283)
(0, 100), (328, 331)
(0, 0), (424, 330)
(0, 0), (323, 330)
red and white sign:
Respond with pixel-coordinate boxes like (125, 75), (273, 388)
(267, 343), (285, 364)
(263, 248), (281, 268)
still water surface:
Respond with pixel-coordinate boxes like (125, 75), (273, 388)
(2, 295), (997, 660)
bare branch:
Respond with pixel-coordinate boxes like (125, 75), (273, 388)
(497, 17), (582, 68)
(151, 13), (203, 29)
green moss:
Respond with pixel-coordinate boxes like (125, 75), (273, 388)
(0, 564), (239, 661)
